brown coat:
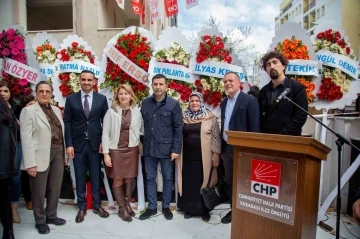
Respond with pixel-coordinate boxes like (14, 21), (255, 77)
(176, 116), (221, 196)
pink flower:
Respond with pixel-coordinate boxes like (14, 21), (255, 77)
(0, 42), (6, 48)
(11, 48), (20, 56)
(6, 28), (16, 35)
(13, 35), (23, 43)
(19, 79), (28, 86)
(7, 34), (15, 41)
(16, 42), (25, 50)
(0, 31), (4, 40)
(2, 48), (10, 56)
(23, 88), (32, 96)
(9, 42), (17, 49)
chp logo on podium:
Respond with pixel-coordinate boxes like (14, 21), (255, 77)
(251, 159), (281, 200)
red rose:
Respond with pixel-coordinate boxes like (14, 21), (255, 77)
(72, 42), (78, 48)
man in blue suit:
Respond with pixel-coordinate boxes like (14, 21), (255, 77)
(64, 70), (109, 223)
(220, 71), (260, 224)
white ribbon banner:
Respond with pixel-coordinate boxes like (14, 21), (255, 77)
(149, 61), (195, 83)
(149, 0), (160, 21)
(39, 63), (55, 77)
(2, 57), (42, 85)
(186, 0), (199, 9)
(316, 50), (359, 79)
(286, 60), (319, 76)
(191, 60), (246, 81)
(58, 60), (101, 78)
(104, 44), (149, 85)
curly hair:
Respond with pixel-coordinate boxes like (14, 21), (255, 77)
(260, 51), (289, 70)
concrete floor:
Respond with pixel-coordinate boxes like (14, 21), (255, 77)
(2, 200), (360, 239)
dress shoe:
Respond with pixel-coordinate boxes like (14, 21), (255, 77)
(93, 207), (109, 218)
(11, 203), (21, 223)
(139, 208), (157, 220)
(26, 201), (33, 210)
(75, 210), (87, 223)
(162, 208), (173, 220)
(184, 213), (193, 219)
(46, 217), (66, 226)
(35, 223), (50, 234)
(201, 212), (211, 222)
(221, 210), (232, 224)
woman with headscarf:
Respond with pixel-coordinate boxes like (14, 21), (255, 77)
(177, 92), (221, 222)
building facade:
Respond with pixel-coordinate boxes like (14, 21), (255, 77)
(274, 0), (360, 59)
(0, 0), (175, 57)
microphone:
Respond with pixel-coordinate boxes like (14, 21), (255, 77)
(276, 88), (291, 102)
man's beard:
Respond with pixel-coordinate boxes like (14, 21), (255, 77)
(270, 70), (279, 80)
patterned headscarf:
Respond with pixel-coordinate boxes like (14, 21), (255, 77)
(183, 92), (213, 122)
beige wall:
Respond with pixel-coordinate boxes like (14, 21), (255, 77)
(342, 0), (360, 59)
(7, 0), (145, 57)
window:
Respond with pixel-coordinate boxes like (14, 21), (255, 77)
(295, 7), (298, 16)
(299, 4), (302, 13)
(321, 5), (325, 16)
(27, 0), (73, 31)
(292, 10), (294, 18)
(316, 9), (320, 19)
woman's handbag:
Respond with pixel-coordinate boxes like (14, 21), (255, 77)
(200, 167), (229, 210)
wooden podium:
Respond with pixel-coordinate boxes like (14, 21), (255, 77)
(226, 131), (331, 239)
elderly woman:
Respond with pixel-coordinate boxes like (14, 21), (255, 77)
(102, 84), (143, 222)
(0, 96), (17, 239)
(177, 92), (221, 222)
(20, 81), (67, 235)
(0, 81), (23, 223)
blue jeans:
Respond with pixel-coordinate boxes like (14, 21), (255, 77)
(10, 142), (22, 202)
(144, 156), (174, 209)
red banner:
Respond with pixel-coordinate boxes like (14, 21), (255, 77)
(164, 0), (178, 17)
(132, 0), (142, 15)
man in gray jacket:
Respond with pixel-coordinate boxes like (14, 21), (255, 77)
(139, 74), (182, 220)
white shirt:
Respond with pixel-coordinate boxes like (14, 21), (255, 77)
(81, 90), (93, 110)
(223, 91), (240, 142)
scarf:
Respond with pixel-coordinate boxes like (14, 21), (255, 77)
(183, 92), (214, 123)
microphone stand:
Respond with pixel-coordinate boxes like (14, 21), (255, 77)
(284, 95), (360, 239)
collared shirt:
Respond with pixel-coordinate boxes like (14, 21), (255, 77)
(81, 90), (93, 110)
(270, 79), (285, 105)
(223, 90), (240, 142)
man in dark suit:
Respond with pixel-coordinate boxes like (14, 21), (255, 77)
(220, 71), (260, 224)
(258, 51), (308, 136)
(64, 70), (109, 223)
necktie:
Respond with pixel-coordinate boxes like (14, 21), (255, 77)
(84, 95), (90, 118)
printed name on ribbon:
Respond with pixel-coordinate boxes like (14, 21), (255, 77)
(149, 61), (195, 83)
(286, 60), (319, 76)
(58, 60), (101, 78)
(39, 63), (55, 77)
(105, 44), (149, 85)
(3, 57), (42, 84)
(191, 60), (246, 81)
(186, 0), (199, 9)
(316, 50), (359, 79)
